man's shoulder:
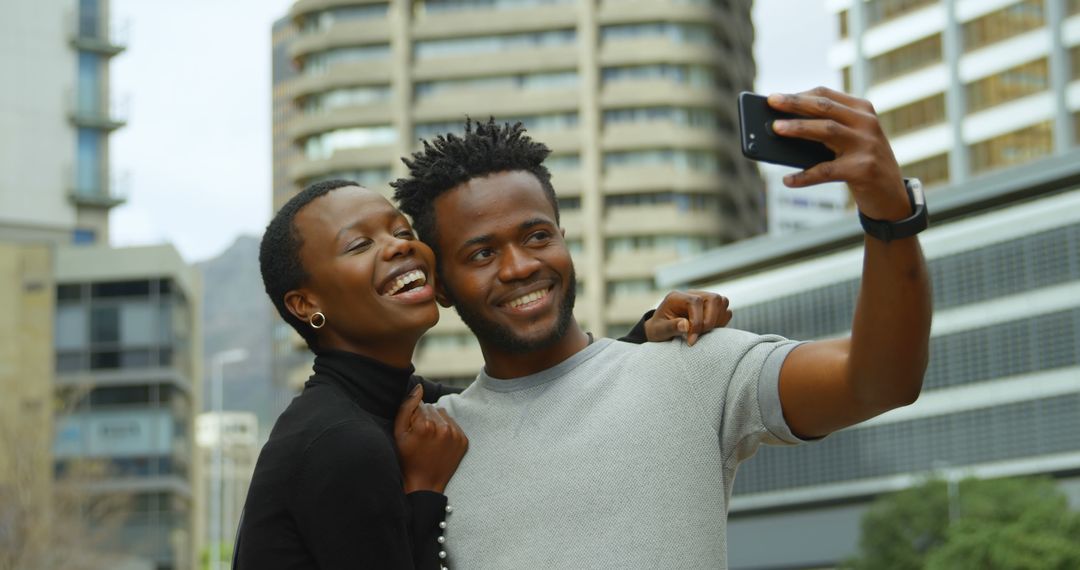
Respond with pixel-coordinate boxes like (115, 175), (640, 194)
(603, 327), (787, 359)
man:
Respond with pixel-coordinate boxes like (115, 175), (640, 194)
(391, 87), (931, 568)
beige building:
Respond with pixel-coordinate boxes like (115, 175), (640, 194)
(829, 0), (1080, 187)
(0, 243), (56, 569)
(271, 0), (764, 384)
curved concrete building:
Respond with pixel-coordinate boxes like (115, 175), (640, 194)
(272, 0), (765, 383)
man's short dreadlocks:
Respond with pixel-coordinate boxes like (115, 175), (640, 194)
(391, 118), (560, 255)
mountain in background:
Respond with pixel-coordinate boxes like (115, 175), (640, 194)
(196, 234), (283, 441)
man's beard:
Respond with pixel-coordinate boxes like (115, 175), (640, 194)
(447, 268), (576, 355)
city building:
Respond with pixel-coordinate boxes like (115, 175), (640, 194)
(195, 412), (258, 565)
(0, 0), (127, 246)
(52, 244), (202, 570)
(271, 0), (765, 384)
(829, 0), (1080, 188)
(656, 149), (1080, 569)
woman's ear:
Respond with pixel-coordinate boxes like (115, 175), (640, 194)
(284, 289), (320, 325)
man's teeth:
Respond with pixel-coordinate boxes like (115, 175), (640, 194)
(385, 269), (426, 296)
(505, 289), (548, 308)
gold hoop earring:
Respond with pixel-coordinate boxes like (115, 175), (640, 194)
(309, 312), (326, 329)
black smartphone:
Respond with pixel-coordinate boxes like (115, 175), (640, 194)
(738, 91), (835, 170)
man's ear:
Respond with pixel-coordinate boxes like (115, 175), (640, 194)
(560, 227), (566, 239)
(284, 289), (320, 325)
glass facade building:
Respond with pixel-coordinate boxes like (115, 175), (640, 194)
(657, 151), (1080, 569)
(52, 247), (200, 570)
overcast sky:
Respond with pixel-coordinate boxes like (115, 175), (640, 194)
(109, 0), (838, 263)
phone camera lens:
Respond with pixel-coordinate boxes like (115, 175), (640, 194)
(747, 142), (757, 154)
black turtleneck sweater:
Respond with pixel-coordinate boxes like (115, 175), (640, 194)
(234, 315), (651, 569)
(234, 350), (459, 570)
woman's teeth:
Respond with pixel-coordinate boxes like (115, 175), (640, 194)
(505, 288), (548, 308)
(384, 269), (426, 296)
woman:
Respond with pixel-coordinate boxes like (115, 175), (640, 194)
(234, 179), (731, 569)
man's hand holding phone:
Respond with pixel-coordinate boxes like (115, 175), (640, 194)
(764, 87), (911, 222)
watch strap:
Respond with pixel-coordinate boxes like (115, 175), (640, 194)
(858, 178), (928, 243)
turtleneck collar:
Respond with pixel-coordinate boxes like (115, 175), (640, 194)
(308, 349), (416, 421)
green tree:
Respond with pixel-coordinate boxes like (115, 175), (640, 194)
(848, 476), (1080, 570)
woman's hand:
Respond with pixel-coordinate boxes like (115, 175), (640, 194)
(394, 384), (469, 494)
(645, 290), (733, 346)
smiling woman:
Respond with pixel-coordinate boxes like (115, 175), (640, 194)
(235, 180), (467, 570)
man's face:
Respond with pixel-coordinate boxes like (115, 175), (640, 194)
(432, 170), (576, 354)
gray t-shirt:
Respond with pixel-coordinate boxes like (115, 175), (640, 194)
(437, 329), (806, 569)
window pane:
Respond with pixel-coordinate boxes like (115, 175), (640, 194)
(963, 0), (1044, 53)
(89, 306), (119, 344)
(76, 128), (102, 195)
(77, 53), (102, 115)
(91, 280), (151, 299)
(56, 304), (88, 350)
(865, 0), (937, 26)
(902, 153), (950, 188)
(869, 34), (942, 84)
(969, 121), (1053, 173)
(878, 94), (946, 136)
(965, 58), (1049, 113)
(120, 301), (157, 345)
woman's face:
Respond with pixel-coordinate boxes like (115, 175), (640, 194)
(287, 185), (439, 356)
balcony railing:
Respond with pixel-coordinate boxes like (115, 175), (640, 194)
(67, 10), (129, 55)
(66, 167), (129, 209)
(67, 89), (129, 131)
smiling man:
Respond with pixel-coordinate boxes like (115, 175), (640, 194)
(392, 87), (931, 569)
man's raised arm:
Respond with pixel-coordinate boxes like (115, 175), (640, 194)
(767, 87), (932, 439)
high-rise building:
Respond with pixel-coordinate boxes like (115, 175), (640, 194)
(657, 149), (1080, 569)
(829, 0), (1080, 189)
(52, 245), (202, 570)
(271, 0), (765, 383)
(0, 0), (127, 246)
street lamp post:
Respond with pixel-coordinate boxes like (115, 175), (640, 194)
(210, 348), (248, 570)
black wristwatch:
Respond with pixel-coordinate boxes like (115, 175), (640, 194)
(858, 178), (928, 243)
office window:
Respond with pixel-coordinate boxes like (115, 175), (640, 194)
(966, 58), (1048, 113)
(600, 23), (715, 46)
(75, 128), (102, 195)
(603, 107), (724, 130)
(1069, 0), (1080, 15)
(970, 121), (1053, 174)
(309, 168), (393, 189)
(545, 154), (581, 171)
(414, 29), (575, 59)
(603, 150), (720, 173)
(414, 71), (578, 99)
(302, 45), (390, 75)
(79, 0), (101, 38)
(841, 66), (852, 92)
(605, 192), (719, 213)
(901, 153), (949, 188)
(865, 0), (936, 26)
(1075, 111), (1080, 145)
(72, 228), (96, 245)
(878, 94), (945, 136)
(89, 306), (120, 344)
(77, 53), (102, 116)
(299, 4), (388, 34)
(1071, 44), (1080, 81)
(963, 0), (1044, 53)
(601, 64), (718, 87)
(605, 235), (721, 256)
(606, 279), (654, 299)
(56, 305), (88, 350)
(414, 112), (578, 140)
(91, 280), (151, 298)
(838, 10), (849, 39)
(418, 0), (574, 14)
(304, 126), (397, 160)
(559, 197), (581, 211)
(302, 86), (392, 114)
(869, 33), (942, 84)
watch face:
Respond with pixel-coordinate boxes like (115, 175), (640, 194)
(906, 178), (925, 206)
